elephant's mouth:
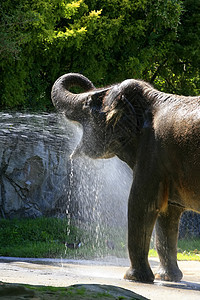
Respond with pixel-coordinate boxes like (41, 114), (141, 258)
(70, 134), (116, 160)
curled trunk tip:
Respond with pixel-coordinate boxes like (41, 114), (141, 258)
(51, 73), (95, 119)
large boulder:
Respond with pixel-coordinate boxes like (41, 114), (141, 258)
(0, 113), (77, 218)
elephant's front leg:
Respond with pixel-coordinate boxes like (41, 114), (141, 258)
(124, 182), (159, 283)
(155, 204), (184, 282)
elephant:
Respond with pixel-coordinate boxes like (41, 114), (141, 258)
(51, 73), (200, 283)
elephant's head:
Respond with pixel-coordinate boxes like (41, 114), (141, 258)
(51, 73), (151, 168)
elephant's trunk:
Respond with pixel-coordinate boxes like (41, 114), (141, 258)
(51, 73), (95, 121)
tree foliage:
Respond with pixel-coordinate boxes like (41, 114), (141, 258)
(0, 0), (199, 110)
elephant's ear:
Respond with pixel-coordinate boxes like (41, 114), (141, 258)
(117, 79), (152, 131)
(106, 93), (127, 124)
(104, 79), (151, 132)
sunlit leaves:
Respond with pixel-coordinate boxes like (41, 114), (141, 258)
(0, 0), (199, 110)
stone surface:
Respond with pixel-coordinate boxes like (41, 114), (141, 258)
(179, 211), (200, 239)
(0, 282), (148, 299)
(0, 113), (79, 219)
(0, 112), (132, 226)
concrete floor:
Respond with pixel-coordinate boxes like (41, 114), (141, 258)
(0, 257), (200, 299)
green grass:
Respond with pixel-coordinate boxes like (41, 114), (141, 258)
(149, 239), (200, 261)
(0, 217), (199, 261)
(0, 217), (82, 258)
(177, 238), (200, 261)
(0, 217), (127, 259)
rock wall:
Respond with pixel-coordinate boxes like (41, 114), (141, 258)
(0, 113), (78, 218)
(0, 113), (132, 227)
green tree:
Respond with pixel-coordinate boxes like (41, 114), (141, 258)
(0, 0), (91, 110)
(0, 0), (199, 111)
(156, 0), (200, 95)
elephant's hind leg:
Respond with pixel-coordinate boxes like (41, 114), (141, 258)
(155, 204), (184, 282)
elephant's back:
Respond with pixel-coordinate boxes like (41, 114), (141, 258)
(153, 96), (200, 146)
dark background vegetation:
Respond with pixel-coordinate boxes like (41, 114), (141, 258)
(0, 0), (200, 111)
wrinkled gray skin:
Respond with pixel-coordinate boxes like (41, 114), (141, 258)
(52, 73), (200, 283)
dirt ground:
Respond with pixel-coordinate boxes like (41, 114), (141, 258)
(0, 257), (200, 299)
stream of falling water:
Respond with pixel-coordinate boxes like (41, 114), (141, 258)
(62, 156), (74, 262)
(62, 151), (131, 261)
(66, 157), (74, 234)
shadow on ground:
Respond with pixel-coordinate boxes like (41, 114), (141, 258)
(155, 280), (200, 291)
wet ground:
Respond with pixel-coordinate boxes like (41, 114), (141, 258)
(0, 256), (200, 299)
